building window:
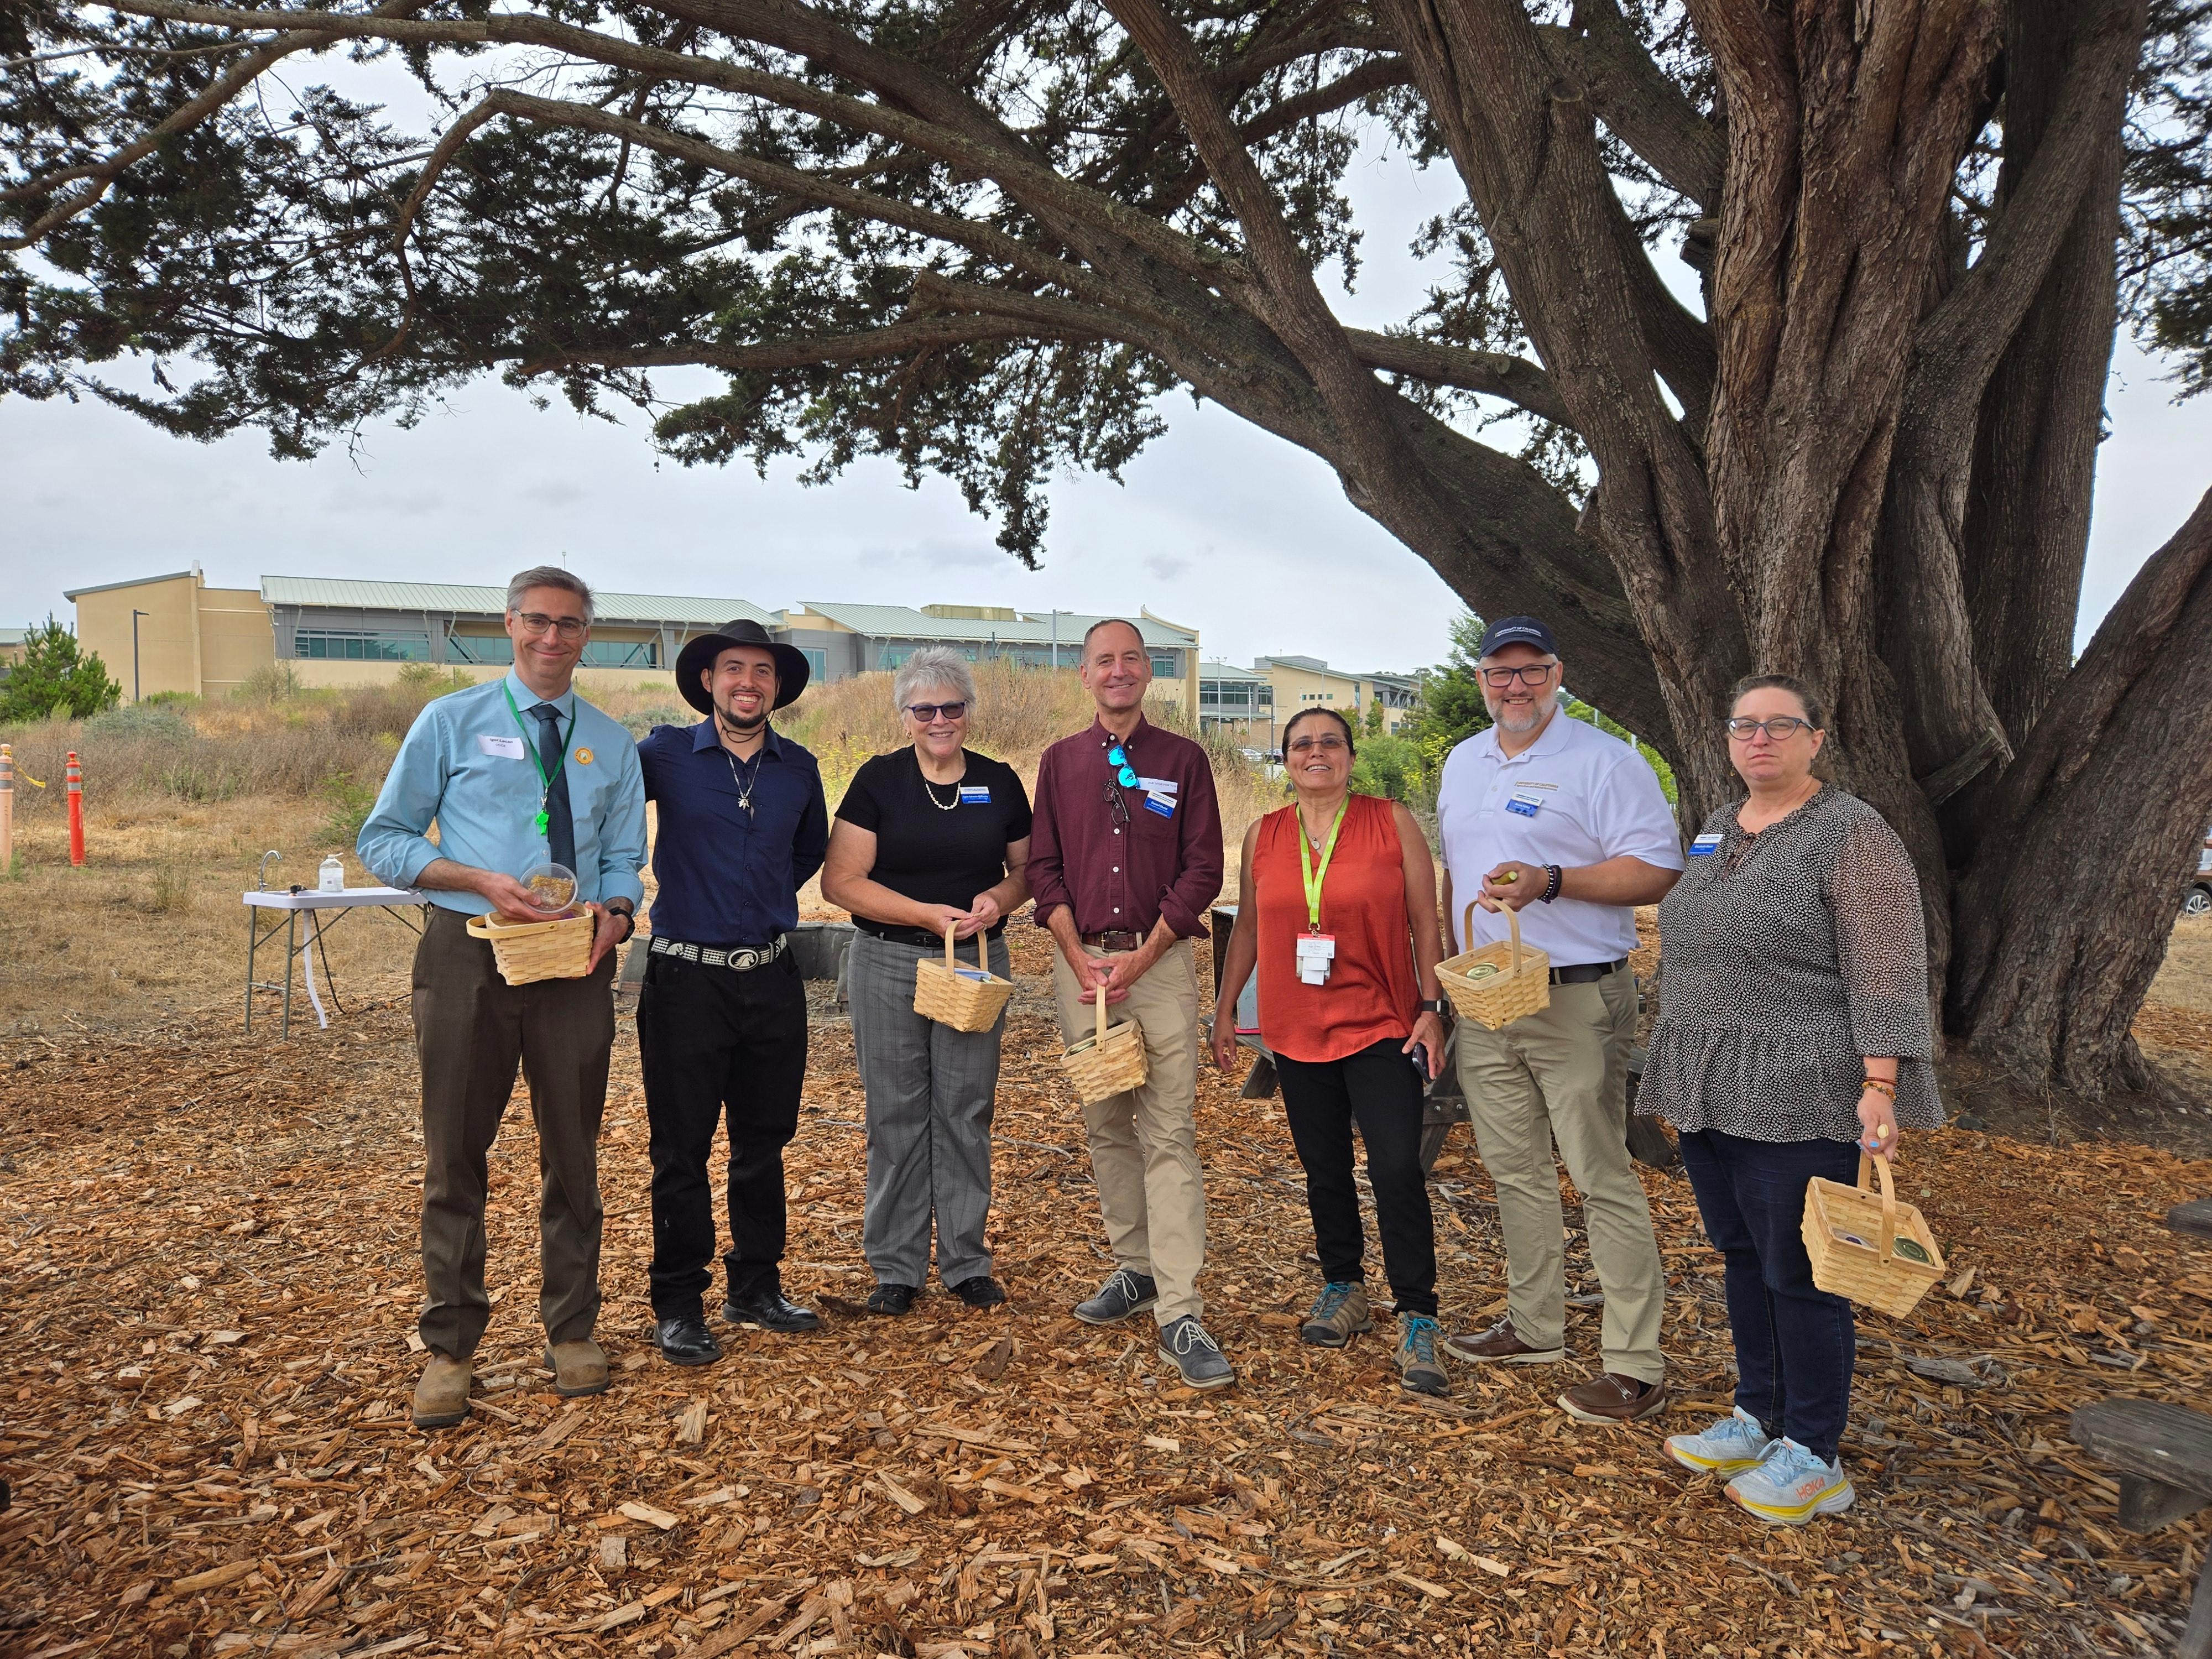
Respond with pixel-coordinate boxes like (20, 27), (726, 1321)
(297, 629), (430, 662)
(447, 633), (514, 665)
(1150, 653), (1179, 678)
(582, 639), (658, 667)
(800, 648), (827, 681)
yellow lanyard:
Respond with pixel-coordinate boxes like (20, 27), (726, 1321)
(1297, 798), (1349, 933)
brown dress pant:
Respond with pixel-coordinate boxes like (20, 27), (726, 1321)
(411, 906), (615, 1361)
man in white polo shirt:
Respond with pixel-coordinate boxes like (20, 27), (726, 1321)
(1434, 615), (1683, 1425)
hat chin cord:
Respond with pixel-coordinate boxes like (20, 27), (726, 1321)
(714, 700), (770, 743)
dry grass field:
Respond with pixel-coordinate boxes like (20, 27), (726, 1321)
(4, 682), (2212, 1659)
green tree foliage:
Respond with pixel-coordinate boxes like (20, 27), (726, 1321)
(1402, 614), (1494, 788)
(1349, 731), (1422, 802)
(0, 617), (121, 722)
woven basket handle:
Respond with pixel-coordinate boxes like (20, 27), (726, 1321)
(943, 923), (958, 970)
(1460, 898), (1523, 972)
(1504, 898), (1522, 973)
(973, 928), (990, 977)
(1094, 981), (1109, 1044)
(1856, 1149), (1901, 1261)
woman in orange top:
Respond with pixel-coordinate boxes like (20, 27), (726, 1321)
(1212, 708), (1451, 1395)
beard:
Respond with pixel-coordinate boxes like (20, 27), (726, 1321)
(715, 696), (769, 737)
(1486, 690), (1557, 734)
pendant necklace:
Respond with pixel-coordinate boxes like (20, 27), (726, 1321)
(724, 744), (764, 817)
(920, 752), (966, 811)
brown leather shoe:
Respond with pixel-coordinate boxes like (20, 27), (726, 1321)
(1558, 1373), (1668, 1425)
(1440, 1318), (1566, 1366)
(411, 1352), (472, 1428)
(544, 1338), (611, 1397)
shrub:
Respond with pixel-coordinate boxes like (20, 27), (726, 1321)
(0, 617), (121, 722)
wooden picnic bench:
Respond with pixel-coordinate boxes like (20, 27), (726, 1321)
(2068, 1397), (2212, 1656)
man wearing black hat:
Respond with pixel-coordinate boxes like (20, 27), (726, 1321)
(1432, 615), (1683, 1429)
(634, 619), (829, 1363)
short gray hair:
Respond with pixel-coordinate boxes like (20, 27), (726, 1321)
(506, 565), (595, 623)
(893, 646), (977, 712)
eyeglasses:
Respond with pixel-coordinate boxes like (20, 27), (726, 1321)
(1479, 662), (1557, 687)
(1103, 780), (1130, 827)
(1725, 716), (1812, 741)
(512, 611), (586, 640)
(906, 702), (968, 722)
(1107, 743), (1139, 789)
(1286, 734), (1348, 754)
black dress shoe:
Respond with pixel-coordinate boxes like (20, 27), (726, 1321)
(722, 1288), (822, 1333)
(653, 1312), (723, 1366)
(951, 1275), (1008, 1308)
(867, 1284), (920, 1316)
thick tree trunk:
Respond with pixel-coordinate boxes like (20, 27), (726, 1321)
(1949, 488), (2212, 1092)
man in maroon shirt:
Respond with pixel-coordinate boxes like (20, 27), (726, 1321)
(1029, 619), (1229, 1388)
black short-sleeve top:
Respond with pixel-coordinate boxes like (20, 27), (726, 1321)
(834, 748), (1034, 938)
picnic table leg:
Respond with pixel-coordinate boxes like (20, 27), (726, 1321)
(2183, 1544), (2212, 1659)
(244, 904), (257, 1035)
(280, 911), (296, 1040)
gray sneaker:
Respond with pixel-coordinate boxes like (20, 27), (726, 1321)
(1397, 1314), (1449, 1397)
(1157, 1316), (1236, 1390)
(1074, 1267), (1159, 1326)
(1300, 1281), (1373, 1347)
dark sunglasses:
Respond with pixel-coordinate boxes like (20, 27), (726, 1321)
(906, 701), (969, 722)
(1107, 743), (1139, 789)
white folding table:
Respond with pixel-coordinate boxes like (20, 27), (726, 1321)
(243, 886), (428, 1037)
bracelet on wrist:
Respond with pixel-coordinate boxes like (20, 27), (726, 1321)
(1861, 1077), (1897, 1100)
(1540, 864), (1563, 904)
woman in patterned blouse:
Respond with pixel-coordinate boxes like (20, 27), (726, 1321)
(1642, 675), (1941, 1527)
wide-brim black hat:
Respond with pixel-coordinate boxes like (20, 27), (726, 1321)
(674, 618), (811, 715)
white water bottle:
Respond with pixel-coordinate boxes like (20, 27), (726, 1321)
(318, 854), (345, 894)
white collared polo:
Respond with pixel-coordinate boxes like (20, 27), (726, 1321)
(1435, 709), (1684, 966)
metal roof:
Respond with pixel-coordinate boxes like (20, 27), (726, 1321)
(63, 571), (195, 600)
(792, 602), (1195, 649)
(260, 576), (772, 628)
(1198, 661), (1267, 681)
(0, 628), (27, 646)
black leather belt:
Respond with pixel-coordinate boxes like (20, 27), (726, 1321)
(649, 935), (786, 972)
(1550, 957), (1629, 985)
(1081, 930), (1146, 952)
(857, 922), (1007, 948)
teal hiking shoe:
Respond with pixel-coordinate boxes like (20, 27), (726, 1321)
(1724, 1438), (1854, 1526)
(1300, 1282), (1373, 1348)
(1665, 1407), (1775, 1476)
(1396, 1314), (1449, 1397)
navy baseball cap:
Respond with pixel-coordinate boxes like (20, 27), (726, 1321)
(1475, 615), (1559, 658)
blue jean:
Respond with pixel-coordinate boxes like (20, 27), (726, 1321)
(1677, 1128), (1858, 1462)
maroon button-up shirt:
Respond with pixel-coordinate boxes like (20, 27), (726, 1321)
(1027, 714), (1224, 939)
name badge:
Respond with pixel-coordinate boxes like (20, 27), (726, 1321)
(1295, 933), (1335, 986)
(477, 734), (527, 759)
(1505, 787), (1545, 818)
(1143, 793), (1176, 817)
(959, 785), (992, 805)
(1689, 832), (1724, 857)
(1138, 776), (1178, 795)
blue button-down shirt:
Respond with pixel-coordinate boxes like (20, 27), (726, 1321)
(637, 719), (829, 946)
(357, 671), (648, 916)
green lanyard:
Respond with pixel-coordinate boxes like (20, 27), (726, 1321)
(502, 682), (573, 840)
(1297, 797), (1349, 933)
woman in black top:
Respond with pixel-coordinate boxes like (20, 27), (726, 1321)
(821, 647), (1033, 1314)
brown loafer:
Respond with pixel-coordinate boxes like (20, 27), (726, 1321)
(1558, 1373), (1668, 1425)
(1440, 1318), (1566, 1366)
(411, 1352), (472, 1428)
(544, 1338), (611, 1397)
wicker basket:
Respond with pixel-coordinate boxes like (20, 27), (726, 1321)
(466, 910), (595, 985)
(1436, 901), (1551, 1030)
(1061, 983), (1148, 1105)
(912, 925), (1015, 1032)
(1802, 1150), (1945, 1317)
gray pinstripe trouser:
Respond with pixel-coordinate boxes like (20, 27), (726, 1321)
(848, 927), (1010, 1288)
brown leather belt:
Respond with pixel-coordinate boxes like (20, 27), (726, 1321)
(1081, 930), (1146, 952)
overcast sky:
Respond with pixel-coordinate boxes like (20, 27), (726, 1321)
(4, 143), (2205, 677)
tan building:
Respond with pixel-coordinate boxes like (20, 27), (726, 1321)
(1209, 656), (1417, 751)
(65, 566), (272, 702)
(0, 628), (26, 668)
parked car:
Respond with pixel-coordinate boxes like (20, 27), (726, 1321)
(2188, 831), (2212, 916)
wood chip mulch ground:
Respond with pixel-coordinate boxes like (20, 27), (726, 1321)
(4, 927), (2210, 1659)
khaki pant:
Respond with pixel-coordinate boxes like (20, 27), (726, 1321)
(1453, 966), (1664, 1383)
(1051, 940), (1206, 1326)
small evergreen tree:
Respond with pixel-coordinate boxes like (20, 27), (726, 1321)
(0, 617), (122, 722)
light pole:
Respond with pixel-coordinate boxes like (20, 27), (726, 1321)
(131, 609), (149, 703)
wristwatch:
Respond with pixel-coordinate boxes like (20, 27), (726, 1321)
(606, 902), (637, 941)
(1418, 997), (1451, 1017)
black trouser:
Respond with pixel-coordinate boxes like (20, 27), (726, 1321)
(1272, 1037), (1438, 1317)
(636, 948), (808, 1317)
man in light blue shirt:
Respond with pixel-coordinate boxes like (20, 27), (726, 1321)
(358, 566), (646, 1430)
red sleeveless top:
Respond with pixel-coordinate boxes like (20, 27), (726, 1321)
(1250, 793), (1418, 1063)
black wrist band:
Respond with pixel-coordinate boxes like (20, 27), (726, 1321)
(1419, 997), (1451, 1016)
(1539, 864), (1563, 903)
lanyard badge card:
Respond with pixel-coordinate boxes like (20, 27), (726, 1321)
(1296, 800), (1347, 986)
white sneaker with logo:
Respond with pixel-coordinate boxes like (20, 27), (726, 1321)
(1724, 1438), (1854, 1526)
(1665, 1407), (1776, 1476)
